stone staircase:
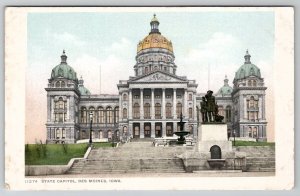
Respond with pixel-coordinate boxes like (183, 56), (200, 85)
(67, 141), (192, 174)
(234, 146), (275, 172)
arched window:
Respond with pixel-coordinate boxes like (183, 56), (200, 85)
(81, 107), (87, 123)
(123, 108), (128, 119)
(58, 97), (64, 109)
(144, 103), (150, 119)
(166, 103), (172, 118)
(106, 107), (113, 124)
(189, 94), (192, 101)
(250, 96), (255, 108)
(253, 127), (258, 138)
(188, 108), (193, 119)
(225, 106), (232, 122)
(248, 80), (252, 87)
(253, 80), (257, 87)
(155, 103), (161, 119)
(114, 107), (119, 123)
(61, 81), (65, 87)
(248, 127), (252, 137)
(176, 103), (182, 118)
(123, 94), (128, 101)
(133, 103), (140, 119)
(97, 107), (104, 123)
(145, 67), (149, 74)
(55, 81), (60, 88)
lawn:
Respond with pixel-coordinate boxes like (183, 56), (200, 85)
(233, 141), (275, 146)
(25, 142), (113, 165)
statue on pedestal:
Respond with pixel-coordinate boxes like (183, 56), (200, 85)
(201, 90), (224, 123)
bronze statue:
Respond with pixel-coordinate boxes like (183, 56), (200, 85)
(201, 90), (224, 123)
(200, 97), (208, 122)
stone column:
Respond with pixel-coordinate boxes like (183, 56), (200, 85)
(239, 96), (244, 120)
(162, 88), (166, 119)
(243, 97), (247, 119)
(129, 89), (132, 119)
(193, 92), (197, 121)
(162, 121), (166, 137)
(69, 96), (74, 122)
(173, 122), (177, 133)
(173, 88), (177, 119)
(140, 122), (144, 138)
(51, 97), (55, 121)
(119, 92), (122, 120)
(47, 95), (51, 122)
(151, 88), (155, 119)
(129, 122), (133, 137)
(140, 89), (144, 119)
(183, 89), (188, 118)
(151, 122), (155, 138)
(258, 96), (262, 120)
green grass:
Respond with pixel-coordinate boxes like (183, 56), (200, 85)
(25, 142), (113, 165)
(233, 141), (275, 147)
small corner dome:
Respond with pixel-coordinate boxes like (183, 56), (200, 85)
(234, 50), (261, 80)
(78, 86), (91, 95)
(51, 50), (78, 81)
(217, 76), (233, 96)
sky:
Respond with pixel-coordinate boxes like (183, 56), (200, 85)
(26, 10), (274, 143)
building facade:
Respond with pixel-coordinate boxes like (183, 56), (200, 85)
(45, 15), (267, 144)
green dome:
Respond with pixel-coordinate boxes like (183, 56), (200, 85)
(234, 50), (261, 80)
(51, 51), (78, 81)
(217, 76), (233, 96)
(78, 76), (91, 95)
(78, 85), (91, 95)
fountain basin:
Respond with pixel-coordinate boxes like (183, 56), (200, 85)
(174, 131), (190, 144)
(207, 159), (226, 170)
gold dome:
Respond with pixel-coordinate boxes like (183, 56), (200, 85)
(137, 33), (173, 53)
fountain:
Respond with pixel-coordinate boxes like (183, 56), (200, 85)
(173, 113), (190, 145)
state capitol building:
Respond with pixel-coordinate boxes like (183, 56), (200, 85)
(45, 15), (268, 144)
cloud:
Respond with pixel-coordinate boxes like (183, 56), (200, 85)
(176, 32), (243, 93)
(51, 32), (86, 46)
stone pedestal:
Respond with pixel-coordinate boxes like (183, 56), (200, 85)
(198, 124), (232, 153)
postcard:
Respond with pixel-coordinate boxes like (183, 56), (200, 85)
(5, 7), (294, 190)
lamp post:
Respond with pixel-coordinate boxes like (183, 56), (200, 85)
(233, 130), (236, 146)
(89, 111), (93, 146)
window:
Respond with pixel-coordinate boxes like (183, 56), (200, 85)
(97, 107), (104, 123)
(59, 113), (63, 122)
(176, 103), (182, 118)
(58, 97), (64, 109)
(248, 80), (252, 87)
(225, 106), (232, 122)
(145, 67), (149, 74)
(61, 81), (65, 87)
(62, 129), (66, 139)
(114, 107), (119, 123)
(253, 127), (258, 138)
(123, 94), (128, 101)
(249, 96), (255, 108)
(133, 103), (140, 119)
(106, 107), (113, 123)
(253, 80), (257, 87)
(56, 129), (61, 139)
(144, 103), (151, 118)
(166, 103), (172, 118)
(189, 94), (192, 101)
(55, 81), (60, 88)
(189, 108), (193, 119)
(166, 123), (173, 136)
(123, 108), (128, 118)
(155, 103), (161, 119)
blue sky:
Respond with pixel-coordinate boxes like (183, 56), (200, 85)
(28, 11), (274, 94)
(26, 10), (274, 142)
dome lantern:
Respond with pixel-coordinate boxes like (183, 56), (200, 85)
(244, 49), (251, 64)
(150, 14), (160, 34)
(61, 50), (67, 64)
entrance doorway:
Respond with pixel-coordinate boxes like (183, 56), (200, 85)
(166, 122), (173, 136)
(155, 123), (162, 137)
(144, 123), (151, 138)
(133, 123), (140, 138)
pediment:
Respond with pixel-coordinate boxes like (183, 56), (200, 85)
(130, 71), (187, 83)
